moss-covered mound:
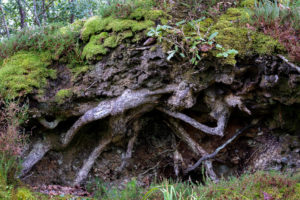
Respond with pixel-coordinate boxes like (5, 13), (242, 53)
(0, 51), (56, 99)
(81, 9), (170, 61)
(211, 7), (284, 65)
(176, 6), (285, 66)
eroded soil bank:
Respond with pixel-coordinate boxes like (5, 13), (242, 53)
(0, 1), (299, 193)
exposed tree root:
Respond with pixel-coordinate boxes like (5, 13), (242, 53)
(38, 117), (62, 129)
(171, 134), (182, 177)
(184, 124), (255, 174)
(165, 118), (219, 182)
(73, 135), (112, 186)
(117, 122), (139, 172)
(158, 107), (229, 137)
(21, 87), (176, 178)
(61, 87), (176, 148)
(278, 54), (300, 73)
(173, 149), (183, 177)
(20, 140), (52, 177)
(22, 85), (251, 185)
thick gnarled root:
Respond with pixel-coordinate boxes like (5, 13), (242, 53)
(61, 87), (175, 148)
(21, 85), (252, 185)
(22, 87), (175, 178)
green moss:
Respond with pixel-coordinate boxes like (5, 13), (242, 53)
(253, 33), (285, 55)
(55, 89), (73, 104)
(82, 33), (109, 60)
(240, 0), (255, 8)
(59, 19), (85, 35)
(105, 19), (154, 32)
(104, 34), (118, 48)
(0, 51), (56, 99)
(16, 188), (35, 200)
(80, 9), (167, 60)
(132, 32), (143, 43)
(199, 18), (214, 32)
(214, 27), (252, 56)
(81, 16), (112, 42)
(117, 30), (133, 41)
(106, 19), (136, 32)
(129, 8), (148, 20)
(209, 7), (285, 65)
(144, 10), (166, 21)
(211, 19), (233, 30)
(219, 8), (251, 22)
(130, 8), (170, 22)
(160, 18), (169, 25)
(71, 65), (90, 78)
(132, 20), (155, 32)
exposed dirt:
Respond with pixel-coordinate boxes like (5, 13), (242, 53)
(19, 30), (300, 190)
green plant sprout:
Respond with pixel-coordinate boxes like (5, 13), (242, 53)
(147, 18), (239, 65)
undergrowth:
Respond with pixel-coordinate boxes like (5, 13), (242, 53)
(0, 97), (28, 199)
(0, 23), (83, 65)
(86, 171), (300, 200)
(98, 0), (157, 18)
(248, 0), (300, 62)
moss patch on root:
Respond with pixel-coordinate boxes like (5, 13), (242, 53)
(0, 51), (56, 99)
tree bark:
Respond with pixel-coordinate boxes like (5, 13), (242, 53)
(0, 1), (10, 38)
(32, 0), (41, 26)
(69, 0), (75, 23)
(16, 0), (27, 29)
(41, 0), (47, 24)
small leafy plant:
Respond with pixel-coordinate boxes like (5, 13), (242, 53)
(216, 44), (239, 58)
(147, 25), (172, 42)
(147, 18), (239, 65)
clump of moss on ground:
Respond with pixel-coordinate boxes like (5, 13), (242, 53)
(81, 8), (170, 61)
(210, 7), (284, 65)
(0, 51), (56, 99)
(240, 0), (255, 8)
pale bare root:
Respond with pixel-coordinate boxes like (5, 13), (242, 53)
(20, 140), (52, 177)
(121, 133), (138, 167)
(22, 84), (194, 178)
(171, 134), (182, 177)
(184, 124), (255, 175)
(158, 107), (229, 137)
(22, 85), (250, 184)
(166, 118), (219, 182)
(117, 124), (139, 172)
(74, 111), (148, 185)
(38, 117), (62, 129)
(61, 87), (176, 148)
(73, 136), (112, 186)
